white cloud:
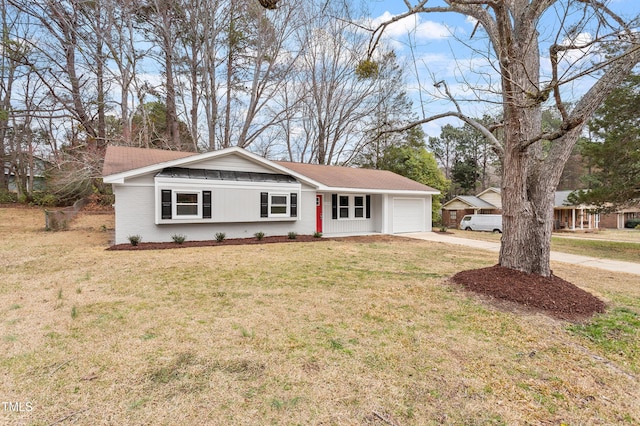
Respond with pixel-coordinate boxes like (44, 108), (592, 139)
(367, 11), (454, 43)
(559, 32), (595, 64)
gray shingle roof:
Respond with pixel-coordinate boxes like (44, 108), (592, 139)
(453, 195), (497, 209)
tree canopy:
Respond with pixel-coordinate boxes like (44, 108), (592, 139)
(569, 74), (640, 210)
(361, 126), (449, 216)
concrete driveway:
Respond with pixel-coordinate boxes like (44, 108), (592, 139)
(402, 232), (640, 276)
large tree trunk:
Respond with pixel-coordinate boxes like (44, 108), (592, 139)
(494, 9), (640, 276)
(494, 2), (554, 276)
(368, 0), (640, 278)
(500, 163), (556, 276)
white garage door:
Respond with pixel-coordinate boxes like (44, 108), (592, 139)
(393, 198), (425, 233)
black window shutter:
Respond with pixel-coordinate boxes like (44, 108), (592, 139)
(290, 193), (297, 217)
(203, 191), (212, 219)
(331, 194), (338, 219)
(260, 192), (268, 218)
(366, 195), (371, 219)
(161, 189), (172, 219)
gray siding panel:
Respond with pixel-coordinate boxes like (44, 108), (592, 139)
(114, 184), (156, 244)
(113, 184), (316, 244)
(321, 193), (381, 235)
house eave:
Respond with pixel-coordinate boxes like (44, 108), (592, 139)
(442, 196), (475, 209)
(102, 146), (323, 188)
(317, 186), (439, 196)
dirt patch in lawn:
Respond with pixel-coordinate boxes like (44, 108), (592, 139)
(452, 264), (606, 321)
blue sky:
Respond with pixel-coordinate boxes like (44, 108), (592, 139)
(359, 0), (639, 137)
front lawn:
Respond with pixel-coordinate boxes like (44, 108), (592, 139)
(1, 207), (639, 425)
(448, 228), (640, 263)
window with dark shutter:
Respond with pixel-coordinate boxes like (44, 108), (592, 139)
(331, 194), (338, 219)
(260, 192), (268, 218)
(339, 195), (349, 218)
(161, 190), (172, 219)
(354, 196), (364, 218)
(203, 191), (212, 219)
(290, 193), (297, 217)
(366, 195), (371, 219)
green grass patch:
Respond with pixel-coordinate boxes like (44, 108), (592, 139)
(270, 396), (301, 410)
(448, 229), (640, 263)
(551, 238), (640, 263)
(568, 307), (640, 372)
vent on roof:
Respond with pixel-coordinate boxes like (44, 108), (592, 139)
(156, 167), (297, 183)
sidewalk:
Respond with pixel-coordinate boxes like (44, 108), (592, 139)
(402, 232), (640, 276)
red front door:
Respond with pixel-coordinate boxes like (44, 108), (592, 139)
(316, 195), (323, 233)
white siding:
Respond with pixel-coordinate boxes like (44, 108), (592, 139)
(321, 194), (381, 235)
(110, 151), (436, 242)
(113, 181), (316, 244)
(154, 179), (301, 224)
(124, 174), (155, 185)
(113, 183), (156, 244)
(319, 193), (433, 236)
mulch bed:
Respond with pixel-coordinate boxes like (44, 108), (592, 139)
(106, 234), (404, 251)
(107, 234), (323, 250)
(451, 265), (606, 321)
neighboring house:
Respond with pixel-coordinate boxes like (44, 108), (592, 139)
(102, 145), (440, 244)
(4, 157), (49, 193)
(441, 187), (502, 228)
(550, 190), (638, 231)
(595, 204), (640, 229)
(553, 190), (599, 230)
(442, 187), (629, 231)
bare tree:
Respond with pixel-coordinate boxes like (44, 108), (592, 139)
(216, 0), (302, 149)
(176, 0), (220, 151)
(100, 0), (145, 145)
(290, 1), (390, 164)
(370, 1), (640, 277)
(199, 4), (225, 151)
(0, 0), (23, 189)
(136, 0), (187, 150)
(7, 0), (106, 147)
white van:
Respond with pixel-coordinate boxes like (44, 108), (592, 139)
(459, 214), (502, 233)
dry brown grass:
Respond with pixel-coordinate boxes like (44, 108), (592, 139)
(449, 228), (640, 244)
(448, 228), (640, 263)
(1, 207), (639, 425)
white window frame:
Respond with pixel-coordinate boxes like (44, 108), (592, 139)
(269, 193), (289, 217)
(338, 195), (350, 219)
(337, 194), (367, 221)
(174, 190), (202, 219)
(354, 195), (365, 218)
